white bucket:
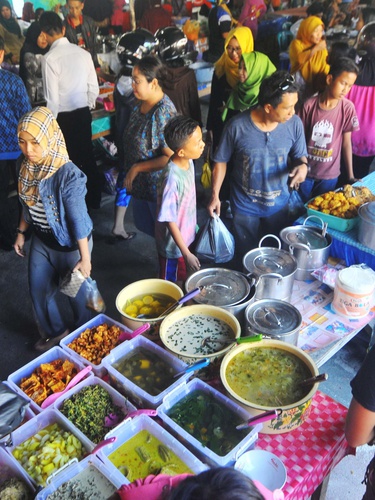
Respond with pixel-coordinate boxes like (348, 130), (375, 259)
(332, 265), (375, 319)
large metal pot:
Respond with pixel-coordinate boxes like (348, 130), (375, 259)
(242, 235), (297, 302)
(245, 299), (302, 346)
(279, 216), (332, 281)
(185, 268), (255, 324)
(220, 340), (319, 434)
(358, 202), (375, 250)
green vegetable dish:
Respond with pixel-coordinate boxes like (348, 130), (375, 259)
(60, 384), (125, 443)
(113, 348), (176, 395)
(226, 347), (311, 407)
(167, 390), (249, 456)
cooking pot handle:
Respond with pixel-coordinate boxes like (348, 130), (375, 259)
(258, 272), (283, 284)
(289, 243), (312, 256)
(303, 215), (326, 232)
(258, 234), (282, 250)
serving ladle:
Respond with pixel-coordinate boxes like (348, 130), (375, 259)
(137, 287), (202, 319)
(201, 334), (263, 349)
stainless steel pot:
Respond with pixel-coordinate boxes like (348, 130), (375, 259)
(242, 235), (297, 302)
(185, 268), (255, 324)
(279, 216), (332, 281)
(245, 299), (302, 346)
(358, 202), (375, 250)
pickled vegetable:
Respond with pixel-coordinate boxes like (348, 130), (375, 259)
(12, 423), (84, 486)
(226, 348), (311, 407)
(108, 430), (192, 481)
(113, 348), (176, 395)
(167, 390), (249, 456)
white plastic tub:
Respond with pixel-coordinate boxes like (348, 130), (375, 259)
(35, 454), (125, 499)
(102, 335), (191, 408)
(98, 414), (208, 483)
(53, 376), (136, 446)
(7, 409), (93, 488)
(0, 447), (35, 496)
(157, 378), (260, 467)
(7, 346), (90, 413)
(60, 313), (132, 378)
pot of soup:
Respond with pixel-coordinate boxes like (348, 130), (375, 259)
(242, 235), (297, 302)
(220, 340), (319, 434)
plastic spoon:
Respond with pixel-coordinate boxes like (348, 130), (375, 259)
(236, 409), (282, 430)
(104, 409), (157, 428)
(118, 322), (150, 342)
(137, 287), (203, 319)
(41, 365), (93, 409)
(202, 334), (263, 348)
(173, 358), (210, 378)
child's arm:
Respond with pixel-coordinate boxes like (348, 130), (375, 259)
(167, 222), (201, 272)
(342, 131), (360, 183)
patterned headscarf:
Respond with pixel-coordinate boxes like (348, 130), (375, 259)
(214, 26), (254, 88)
(18, 107), (70, 207)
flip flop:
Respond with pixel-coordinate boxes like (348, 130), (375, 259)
(106, 232), (137, 245)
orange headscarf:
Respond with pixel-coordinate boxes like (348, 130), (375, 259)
(214, 26), (254, 88)
(289, 16), (329, 84)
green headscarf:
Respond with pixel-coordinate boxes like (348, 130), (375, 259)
(222, 52), (276, 120)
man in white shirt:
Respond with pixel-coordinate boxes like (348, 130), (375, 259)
(39, 11), (102, 209)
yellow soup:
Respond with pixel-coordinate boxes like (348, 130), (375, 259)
(123, 294), (174, 318)
(108, 430), (192, 482)
(226, 347), (311, 407)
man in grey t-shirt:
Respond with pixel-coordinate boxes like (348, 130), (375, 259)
(208, 71), (308, 260)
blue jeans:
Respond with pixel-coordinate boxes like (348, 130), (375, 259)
(299, 177), (338, 203)
(232, 203), (290, 266)
(28, 235), (93, 338)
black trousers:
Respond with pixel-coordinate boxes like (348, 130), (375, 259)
(0, 159), (17, 246)
(57, 107), (104, 209)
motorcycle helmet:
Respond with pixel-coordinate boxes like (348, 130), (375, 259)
(356, 21), (375, 58)
(116, 28), (157, 68)
(155, 26), (188, 61)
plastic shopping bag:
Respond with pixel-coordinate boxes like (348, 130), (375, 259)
(0, 382), (29, 441)
(195, 214), (235, 263)
(85, 277), (106, 313)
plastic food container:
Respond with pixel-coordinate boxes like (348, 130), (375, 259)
(35, 454), (125, 499)
(7, 409), (92, 487)
(103, 335), (191, 408)
(0, 447), (35, 496)
(53, 376), (137, 447)
(7, 346), (90, 413)
(60, 314), (133, 378)
(305, 203), (359, 232)
(98, 414), (208, 482)
(189, 62), (214, 84)
(157, 378), (260, 467)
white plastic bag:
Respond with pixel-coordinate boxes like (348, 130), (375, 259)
(195, 214), (235, 263)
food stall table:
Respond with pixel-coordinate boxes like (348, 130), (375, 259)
(256, 391), (353, 500)
(298, 171), (375, 269)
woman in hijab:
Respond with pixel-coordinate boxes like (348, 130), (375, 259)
(206, 26), (254, 153)
(19, 22), (49, 105)
(0, 0), (24, 64)
(289, 15), (329, 97)
(14, 107), (93, 352)
(222, 51), (276, 121)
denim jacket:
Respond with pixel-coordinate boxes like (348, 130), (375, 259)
(19, 161), (93, 248)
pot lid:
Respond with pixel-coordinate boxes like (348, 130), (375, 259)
(280, 226), (328, 249)
(185, 268), (251, 307)
(246, 299), (302, 335)
(243, 248), (297, 277)
(358, 201), (375, 224)
(338, 265), (375, 293)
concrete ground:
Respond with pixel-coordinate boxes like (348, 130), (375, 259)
(0, 99), (373, 498)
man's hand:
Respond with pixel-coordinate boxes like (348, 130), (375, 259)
(289, 163), (308, 190)
(207, 195), (221, 217)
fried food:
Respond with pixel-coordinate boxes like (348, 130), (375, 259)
(19, 359), (78, 406)
(307, 185), (375, 219)
(67, 323), (123, 365)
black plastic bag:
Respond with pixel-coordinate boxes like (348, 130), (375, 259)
(0, 383), (29, 441)
(195, 215), (235, 264)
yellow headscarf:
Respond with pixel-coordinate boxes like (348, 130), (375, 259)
(215, 26), (254, 88)
(289, 16), (329, 83)
(18, 107), (70, 207)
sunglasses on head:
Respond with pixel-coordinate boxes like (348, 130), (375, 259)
(270, 74), (295, 95)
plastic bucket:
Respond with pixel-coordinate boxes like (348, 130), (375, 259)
(332, 266), (375, 319)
